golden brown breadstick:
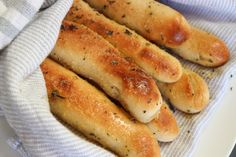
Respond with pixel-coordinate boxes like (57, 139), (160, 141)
(67, 1), (209, 113)
(172, 27), (229, 67)
(84, 0), (229, 67)
(84, 0), (191, 47)
(41, 58), (161, 157)
(65, 0), (182, 83)
(50, 21), (162, 123)
(147, 102), (179, 142)
(157, 69), (209, 113)
(66, 1), (209, 113)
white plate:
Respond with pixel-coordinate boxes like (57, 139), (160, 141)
(192, 70), (236, 157)
(0, 73), (236, 157)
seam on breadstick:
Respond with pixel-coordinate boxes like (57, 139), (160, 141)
(157, 69), (209, 113)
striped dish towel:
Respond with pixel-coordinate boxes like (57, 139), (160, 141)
(0, 0), (235, 157)
(0, 0), (113, 156)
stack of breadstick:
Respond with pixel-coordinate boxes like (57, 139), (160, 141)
(40, 0), (229, 156)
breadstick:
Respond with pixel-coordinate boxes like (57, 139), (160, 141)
(41, 58), (161, 157)
(66, 0), (182, 83)
(147, 102), (179, 142)
(84, 0), (229, 67)
(66, 2), (209, 113)
(157, 69), (209, 113)
(83, 0), (191, 47)
(50, 21), (162, 123)
(172, 27), (229, 67)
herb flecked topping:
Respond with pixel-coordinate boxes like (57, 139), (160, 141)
(51, 90), (65, 99)
(124, 29), (132, 36)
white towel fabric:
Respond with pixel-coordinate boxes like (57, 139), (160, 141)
(0, 0), (235, 157)
(0, 0), (113, 156)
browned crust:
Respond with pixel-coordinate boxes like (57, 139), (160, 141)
(41, 58), (161, 157)
(97, 49), (156, 97)
(65, 0), (183, 83)
(83, 0), (229, 67)
(51, 21), (162, 123)
(83, 0), (191, 47)
(166, 15), (190, 45)
(138, 47), (180, 78)
(60, 21), (159, 102)
(143, 9), (191, 47)
(147, 102), (179, 142)
(131, 132), (158, 157)
(157, 69), (209, 113)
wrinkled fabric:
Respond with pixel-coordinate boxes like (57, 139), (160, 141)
(0, 0), (235, 157)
